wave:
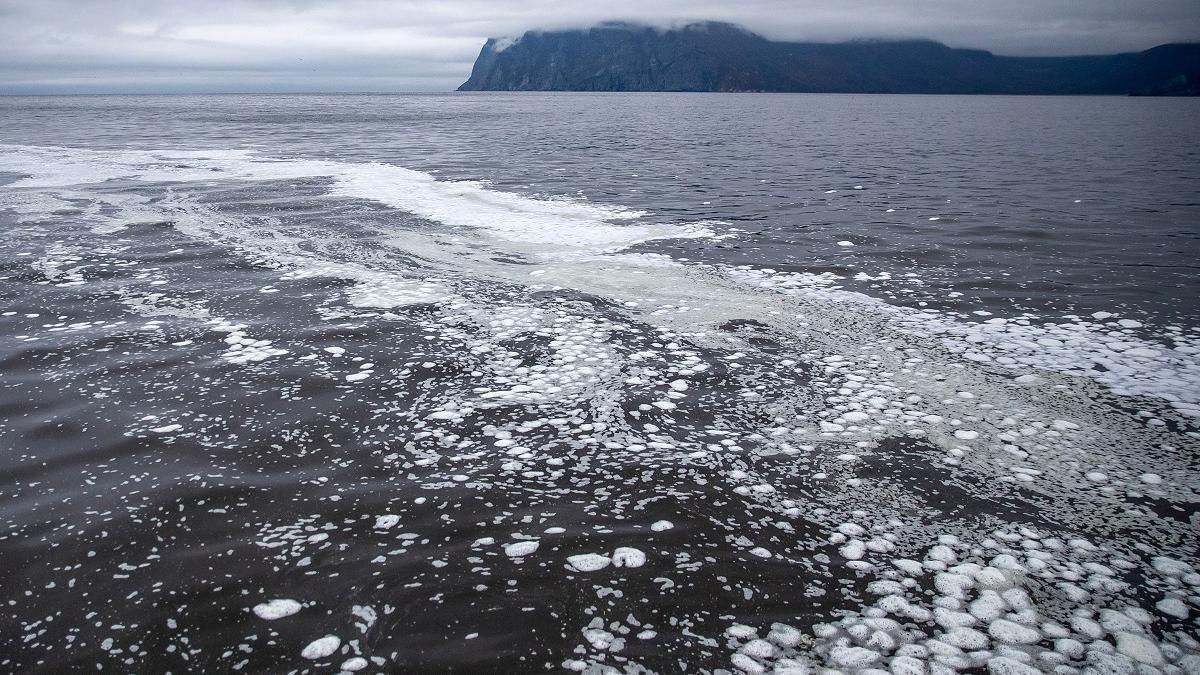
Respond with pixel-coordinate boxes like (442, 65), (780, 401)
(0, 143), (709, 251)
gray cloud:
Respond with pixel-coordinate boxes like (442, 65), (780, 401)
(1, 0), (1198, 93)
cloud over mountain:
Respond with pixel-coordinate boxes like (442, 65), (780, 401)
(1, 0), (1198, 93)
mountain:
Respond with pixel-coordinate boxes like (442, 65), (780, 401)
(458, 22), (1200, 95)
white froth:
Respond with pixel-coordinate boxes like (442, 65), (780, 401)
(0, 144), (710, 254)
(503, 540), (539, 557)
(373, 514), (400, 529)
(611, 547), (646, 568)
(300, 634), (341, 659)
(568, 553), (612, 572)
(252, 598), (302, 620)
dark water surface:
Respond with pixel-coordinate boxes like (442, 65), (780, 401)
(0, 94), (1198, 673)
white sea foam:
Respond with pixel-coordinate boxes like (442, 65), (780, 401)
(724, 265), (1200, 417)
(0, 143), (706, 253)
(252, 598), (302, 620)
(300, 634), (341, 659)
(568, 553), (612, 572)
(503, 540), (539, 557)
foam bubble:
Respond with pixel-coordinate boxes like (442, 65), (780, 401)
(253, 598), (302, 620)
(300, 634), (341, 659)
(567, 553), (612, 572)
(503, 540), (539, 557)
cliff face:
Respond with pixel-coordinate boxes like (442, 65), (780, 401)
(457, 22), (1200, 95)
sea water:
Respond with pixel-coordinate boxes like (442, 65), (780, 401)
(1, 93), (1198, 673)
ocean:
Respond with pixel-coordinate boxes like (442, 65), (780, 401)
(1, 93), (1198, 673)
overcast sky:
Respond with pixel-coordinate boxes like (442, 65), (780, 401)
(2, 0), (1198, 93)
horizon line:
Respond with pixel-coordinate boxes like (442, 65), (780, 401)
(0, 91), (1175, 97)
